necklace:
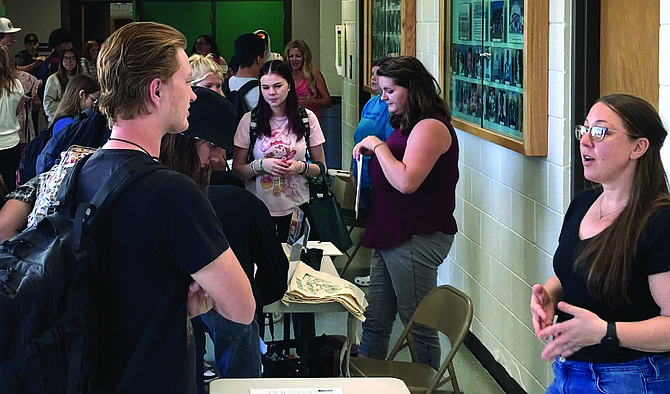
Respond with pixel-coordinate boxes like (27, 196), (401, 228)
(108, 137), (159, 161)
(598, 197), (625, 220)
(270, 117), (289, 130)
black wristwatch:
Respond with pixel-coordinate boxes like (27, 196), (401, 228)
(600, 321), (619, 351)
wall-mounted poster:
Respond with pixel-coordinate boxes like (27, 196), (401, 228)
(490, 1), (505, 42)
(466, 46), (475, 78)
(458, 3), (471, 41)
(508, 0), (524, 44)
(459, 44), (467, 76)
(472, 3), (484, 42)
(474, 45), (482, 79)
(513, 49), (523, 87)
(497, 88), (507, 126)
(508, 91), (520, 131)
(448, 0), (527, 142)
(452, 79), (461, 113)
(451, 44), (460, 74)
(461, 80), (470, 113)
(469, 82), (482, 117)
(483, 46), (492, 81)
(492, 47), (502, 83)
(486, 86), (497, 123)
(503, 48), (512, 85)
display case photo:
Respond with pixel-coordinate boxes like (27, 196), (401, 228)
(441, 0), (548, 156)
(363, 0), (416, 92)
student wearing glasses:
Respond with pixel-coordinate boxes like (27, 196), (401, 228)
(43, 47), (81, 124)
(531, 94), (670, 393)
(50, 74), (99, 136)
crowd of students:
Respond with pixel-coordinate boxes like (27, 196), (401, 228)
(0, 14), (669, 394)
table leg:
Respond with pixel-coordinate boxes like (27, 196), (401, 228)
(283, 313), (290, 351)
(299, 313), (309, 376)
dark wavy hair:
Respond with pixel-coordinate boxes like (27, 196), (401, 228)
(48, 28), (76, 51)
(376, 56), (450, 135)
(254, 60), (305, 140)
(190, 34), (220, 57)
(576, 93), (670, 306)
(160, 133), (209, 188)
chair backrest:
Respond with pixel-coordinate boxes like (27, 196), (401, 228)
(411, 285), (473, 343)
(388, 285), (474, 393)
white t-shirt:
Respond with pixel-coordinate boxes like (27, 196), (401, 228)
(0, 79), (24, 150)
(227, 76), (260, 110)
(234, 109), (326, 217)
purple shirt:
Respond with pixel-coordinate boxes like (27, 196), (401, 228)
(364, 115), (459, 250)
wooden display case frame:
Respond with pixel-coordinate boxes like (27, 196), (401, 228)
(362, 0), (416, 93)
(439, 0), (548, 156)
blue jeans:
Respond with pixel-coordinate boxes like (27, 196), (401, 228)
(359, 232), (454, 370)
(199, 311), (261, 378)
(547, 355), (670, 393)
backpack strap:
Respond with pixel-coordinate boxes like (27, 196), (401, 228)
(55, 154), (182, 391)
(222, 76), (231, 95)
(248, 107), (312, 164)
(56, 155), (168, 249)
(247, 108), (259, 164)
(299, 107), (312, 161)
(237, 79), (260, 98)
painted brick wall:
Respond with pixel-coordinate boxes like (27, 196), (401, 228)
(426, 0), (572, 391)
(340, 0), (359, 169)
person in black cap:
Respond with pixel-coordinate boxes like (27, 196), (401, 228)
(160, 86), (235, 186)
(15, 33), (44, 75)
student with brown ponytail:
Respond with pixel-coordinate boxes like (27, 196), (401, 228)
(531, 94), (670, 393)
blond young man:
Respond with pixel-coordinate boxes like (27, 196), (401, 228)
(77, 22), (254, 393)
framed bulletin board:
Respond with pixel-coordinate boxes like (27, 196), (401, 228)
(440, 0), (548, 156)
(363, 0), (416, 93)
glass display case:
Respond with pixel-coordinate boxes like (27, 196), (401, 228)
(363, 0), (416, 92)
(441, 0), (548, 156)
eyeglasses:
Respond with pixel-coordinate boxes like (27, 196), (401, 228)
(574, 125), (630, 142)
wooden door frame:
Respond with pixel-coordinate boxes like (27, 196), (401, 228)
(571, 0), (601, 196)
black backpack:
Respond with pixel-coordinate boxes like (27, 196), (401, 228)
(0, 155), (178, 394)
(222, 79), (259, 129)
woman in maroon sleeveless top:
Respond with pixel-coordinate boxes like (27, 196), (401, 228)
(353, 56), (459, 369)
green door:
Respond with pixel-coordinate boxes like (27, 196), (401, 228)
(215, 1), (284, 63)
(139, 1), (212, 53)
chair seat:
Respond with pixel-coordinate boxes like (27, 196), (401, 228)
(350, 358), (453, 394)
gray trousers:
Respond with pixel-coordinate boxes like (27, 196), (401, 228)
(359, 231), (454, 370)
